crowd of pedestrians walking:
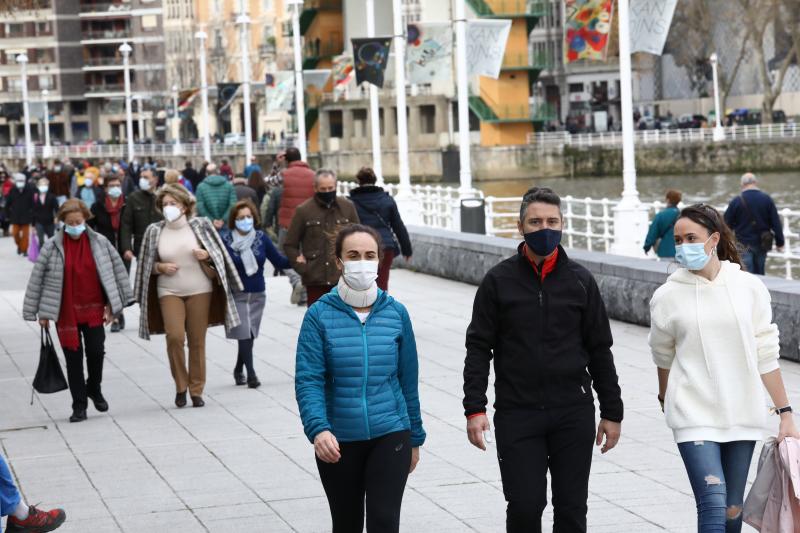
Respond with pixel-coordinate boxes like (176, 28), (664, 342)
(2, 154), (797, 532)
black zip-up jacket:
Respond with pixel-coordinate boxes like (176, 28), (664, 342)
(463, 244), (623, 423)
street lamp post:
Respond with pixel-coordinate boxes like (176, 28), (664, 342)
(172, 84), (182, 155)
(610, 0), (649, 257)
(237, 6), (254, 163)
(195, 31), (212, 162)
(454, 0), (472, 198)
(365, 0), (384, 184)
(289, 0), (307, 160)
(710, 52), (725, 142)
(42, 88), (51, 159)
(16, 53), (33, 166)
(119, 42), (135, 162)
(135, 95), (145, 143)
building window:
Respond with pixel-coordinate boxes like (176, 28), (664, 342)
(38, 75), (53, 90)
(142, 15), (158, 30)
(329, 110), (343, 138)
(419, 105), (436, 134)
(569, 83), (584, 93)
(353, 109), (368, 137)
(36, 22), (51, 36)
(6, 23), (24, 38)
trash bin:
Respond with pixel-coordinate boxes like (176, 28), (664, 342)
(460, 198), (486, 235)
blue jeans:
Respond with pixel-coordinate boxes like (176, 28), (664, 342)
(741, 248), (767, 275)
(0, 454), (21, 517)
(678, 440), (755, 533)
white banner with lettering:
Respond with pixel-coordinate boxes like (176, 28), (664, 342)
(630, 0), (678, 55)
(466, 19), (512, 79)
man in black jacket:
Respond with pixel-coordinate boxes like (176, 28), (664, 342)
(31, 177), (59, 245)
(463, 187), (623, 533)
(6, 173), (35, 256)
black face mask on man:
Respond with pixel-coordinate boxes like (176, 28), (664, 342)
(524, 228), (562, 257)
(316, 191), (336, 205)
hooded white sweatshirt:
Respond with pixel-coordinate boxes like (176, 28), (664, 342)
(649, 261), (780, 443)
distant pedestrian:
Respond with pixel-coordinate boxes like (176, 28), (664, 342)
(649, 204), (798, 532)
(6, 173), (35, 256)
(643, 189), (681, 259)
(463, 187), (623, 533)
(219, 159), (234, 180)
(248, 170), (267, 207)
(222, 200), (290, 388)
(277, 147), (315, 305)
(284, 169), (360, 307)
(1, 453), (66, 532)
(295, 224), (425, 533)
(724, 173), (785, 275)
(244, 156), (262, 179)
(119, 169), (163, 264)
(183, 160), (201, 191)
(232, 175), (258, 205)
(164, 168), (193, 194)
(77, 169), (100, 209)
(133, 184), (242, 408)
(349, 167), (412, 291)
(195, 163), (237, 230)
(32, 177), (59, 245)
(23, 199), (133, 423)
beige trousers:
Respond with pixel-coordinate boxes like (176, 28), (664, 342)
(159, 293), (212, 397)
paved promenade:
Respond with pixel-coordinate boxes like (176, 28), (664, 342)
(1, 236), (798, 532)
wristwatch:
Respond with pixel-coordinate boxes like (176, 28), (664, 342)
(775, 405), (793, 415)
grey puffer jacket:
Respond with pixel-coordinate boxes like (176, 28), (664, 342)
(23, 227), (134, 322)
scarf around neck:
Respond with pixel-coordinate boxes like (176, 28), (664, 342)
(104, 194), (123, 231)
(231, 229), (258, 276)
(337, 277), (378, 309)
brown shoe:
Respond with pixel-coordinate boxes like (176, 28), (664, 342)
(175, 391), (187, 408)
(191, 396), (205, 408)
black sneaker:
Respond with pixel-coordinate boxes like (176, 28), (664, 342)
(69, 409), (87, 423)
(110, 321), (121, 333)
(234, 369), (246, 386)
(88, 392), (108, 412)
(247, 376), (261, 389)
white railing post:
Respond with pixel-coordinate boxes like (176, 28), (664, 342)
(565, 196), (575, 249)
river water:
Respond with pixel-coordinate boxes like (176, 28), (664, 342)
(475, 171), (800, 210)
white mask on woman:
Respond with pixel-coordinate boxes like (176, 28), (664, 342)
(163, 205), (183, 222)
(342, 260), (379, 291)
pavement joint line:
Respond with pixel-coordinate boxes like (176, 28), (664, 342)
(406, 486), (482, 532)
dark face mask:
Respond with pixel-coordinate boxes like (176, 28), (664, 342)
(316, 191), (336, 205)
(524, 228), (562, 257)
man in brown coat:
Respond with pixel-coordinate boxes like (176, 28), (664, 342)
(283, 169), (359, 307)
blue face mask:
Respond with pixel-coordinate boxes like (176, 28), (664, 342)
(65, 224), (86, 237)
(108, 186), (122, 199)
(235, 217), (254, 233)
(675, 236), (714, 270)
(524, 228), (562, 257)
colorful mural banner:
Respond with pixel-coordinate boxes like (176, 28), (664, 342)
(303, 69), (331, 91)
(266, 71), (294, 113)
(564, 0), (614, 63)
(407, 22), (452, 85)
(332, 55), (355, 95)
(466, 19), (512, 79)
(630, 0), (678, 55)
(351, 37), (393, 88)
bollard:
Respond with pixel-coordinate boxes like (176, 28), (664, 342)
(460, 199), (486, 235)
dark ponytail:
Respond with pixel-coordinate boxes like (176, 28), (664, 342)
(678, 204), (743, 267)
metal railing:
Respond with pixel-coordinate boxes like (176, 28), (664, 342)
(485, 195), (800, 280)
(0, 141), (295, 159)
(81, 29), (130, 40)
(528, 123), (800, 148)
(80, 2), (132, 14)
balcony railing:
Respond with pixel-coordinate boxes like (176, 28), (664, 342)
(80, 2), (132, 15)
(86, 82), (124, 93)
(502, 51), (552, 70)
(81, 29), (131, 40)
(84, 57), (122, 66)
(304, 0), (343, 10)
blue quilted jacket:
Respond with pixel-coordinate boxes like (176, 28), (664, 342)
(295, 288), (426, 447)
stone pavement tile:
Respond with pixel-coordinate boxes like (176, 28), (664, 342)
(203, 514), (294, 533)
(114, 509), (204, 532)
(268, 496), (331, 533)
(103, 495), (187, 517)
(54, 516), (121, 533)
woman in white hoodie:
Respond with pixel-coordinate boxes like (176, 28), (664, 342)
(649, 204), (798, 533)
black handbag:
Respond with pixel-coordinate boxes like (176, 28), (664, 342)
(30, 326), (68, 404)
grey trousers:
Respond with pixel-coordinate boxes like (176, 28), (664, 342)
(278, 226), (302, 289)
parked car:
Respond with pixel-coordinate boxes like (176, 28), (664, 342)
(678, 114), (707, 129)
(224, 132), (246, 145)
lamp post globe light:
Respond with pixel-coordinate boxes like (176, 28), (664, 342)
(16, 53), (33, 166)
(119, 42), (135, 162)
(710, 52), (726, 142)
(42, 88), (51, 159)
(195, 30), (212, 162)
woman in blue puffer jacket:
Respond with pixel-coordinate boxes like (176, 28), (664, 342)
(295, 224), (425, 533)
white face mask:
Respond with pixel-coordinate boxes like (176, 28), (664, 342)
(342, 260), (379, 291)
(139, 177), (152, 191)
(163, 205), (183, 222)
(84, 177), (93, 186)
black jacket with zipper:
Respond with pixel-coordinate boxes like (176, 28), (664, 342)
(463, 244), (623, 423)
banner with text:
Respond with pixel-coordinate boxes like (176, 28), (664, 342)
(352, 37), (393, 88)
(630, 0), (678, 55)
(266, 72), (294, 113)
(466, 19), (512, 79)
(407, 22), (453, 84)
(564, 0), (614, 63)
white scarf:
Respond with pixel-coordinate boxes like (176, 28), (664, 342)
(231, 230), (258, 276)
(337, 277), (377, 309)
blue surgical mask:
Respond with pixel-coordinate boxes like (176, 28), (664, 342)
(524, 228), (562, 257)
(235, 217), (254, 233)
(65, 224), (86, 237)
(38, 186), (48, 194)
(675, 236), (714, 270)
(108, 186), (122, 199)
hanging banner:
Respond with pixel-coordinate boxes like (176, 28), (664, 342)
(303, 69), (331, 91)
(466, 20), (512, 79)
(332, 55), (355, 95)
(266, 71), (294, 113)
(630, 0), (678, 55)
(351, 37), (393, 88)
(407, 22), (453, 84)
(216, 83), (241, 114)
(178, 88), (200, 110)
(564, 0), (614, 63)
